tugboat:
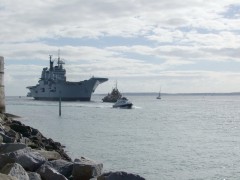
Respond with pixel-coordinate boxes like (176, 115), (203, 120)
(102, 82), (122, 102)
(112, 97), (133, 109)
(26, 54), (108, 101)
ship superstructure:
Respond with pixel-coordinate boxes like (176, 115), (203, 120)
(27, 55), (108, 101)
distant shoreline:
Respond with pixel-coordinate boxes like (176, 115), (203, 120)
(6, 92), (240, 97)
(96, 92), (240, 96)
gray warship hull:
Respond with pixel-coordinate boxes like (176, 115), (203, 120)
(27, 54), (108, 101)
(27, 77), (108, 101)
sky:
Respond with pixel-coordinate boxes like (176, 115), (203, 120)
(1, 0), (240, 96)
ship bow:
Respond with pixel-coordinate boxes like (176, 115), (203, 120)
(91, 77), (108, 92)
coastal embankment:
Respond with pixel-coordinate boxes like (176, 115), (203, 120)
(0, 56), (145, 179)
(0, 112), (143, 179)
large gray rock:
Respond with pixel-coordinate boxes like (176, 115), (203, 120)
(0, 113), (7, 122)
(37, 164), (67, 180)
(0, 154), (14, 170)
(4, 127), (21, 142)
(0, 143), (27, 154)
(98, 171), (145, 180)
(72, 157), (103, 180)
(0, 132), (14, 143)
(0, 173), (18, 180)
(35, 149), (61, 161)
(43, 159), (73, 178)
(97, 171), (145, 180)
(9, 124), (32, 138)
(28, 172), (42, 180)
(0, 147), (46, 171)
(19, 137), (33, 145)
(0, 134), (3, 143)
(0, 163), (29, 180)
(0, 123), (5, 132)
(0, 114), (4, 123)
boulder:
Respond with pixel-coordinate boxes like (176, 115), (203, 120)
(0, 147), (46, 171)
(0, 173), (18, 180)
(35, 149), (61, 161)
(72, 157), (103, 180)
(55, 148), (71, 161)
(0, 114), (4, 123)
(31, 128), (43, 137)
(10, 120), (23, 125)
(18, 137), (36, 147)
(44, 138), (62, 151)
(43, 159), (73, 178)
(37, 164), (67, 180)
(0, 123), (5, 132)
(0, 163), (29, 180)
(0, 134), (3, 143)
(9, 124), (32, 138)
(3, 118), (71, 161)
(0, 133), (14, 143)
(98, 171), (145, 180)
(0, 143), (27, 154)
(4, 127), (21, 142)
(0, 154), (14, 170)
(0, 113), (7, 122)
(28, 172), (42, 180)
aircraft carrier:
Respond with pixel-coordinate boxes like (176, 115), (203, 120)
(27, 55), (108, 101)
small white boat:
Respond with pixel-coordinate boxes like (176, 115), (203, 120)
(113, 97), (133, 109)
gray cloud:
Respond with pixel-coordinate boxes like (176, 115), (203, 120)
(1, 0), (240, 95)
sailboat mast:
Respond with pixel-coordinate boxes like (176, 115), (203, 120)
(157, 86), (161, 99)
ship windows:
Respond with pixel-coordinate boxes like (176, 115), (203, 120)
(50, 87), (56, 92)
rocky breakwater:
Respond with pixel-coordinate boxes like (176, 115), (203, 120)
(0, 113), (145, 180)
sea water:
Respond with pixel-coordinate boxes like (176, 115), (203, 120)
(5, 95), (240, 180)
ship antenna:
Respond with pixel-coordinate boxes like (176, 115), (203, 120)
(58, 49), (60, 59)
(49, 55), (53, 71)
(58, 49), (60, 66)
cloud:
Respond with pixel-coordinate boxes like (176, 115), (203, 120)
(1, 0), (240, 95)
